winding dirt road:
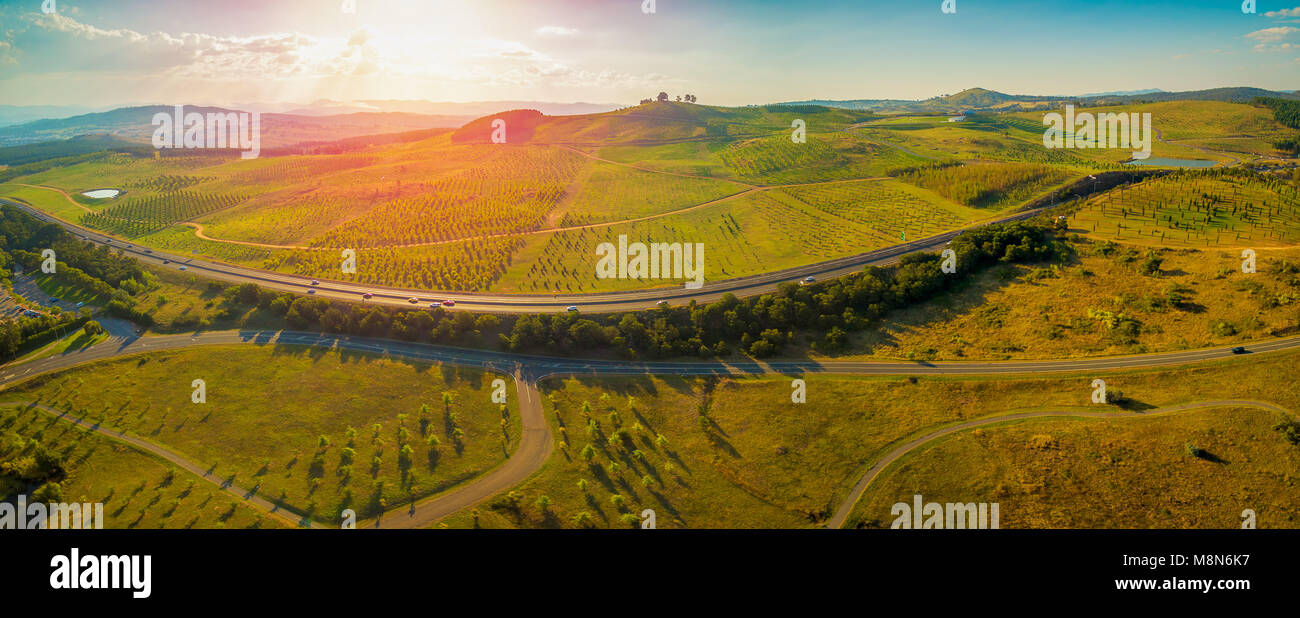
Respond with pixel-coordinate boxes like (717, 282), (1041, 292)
(826, 399), (1291, 529)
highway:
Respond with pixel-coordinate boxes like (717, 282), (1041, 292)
(0, 196), (1048, 315)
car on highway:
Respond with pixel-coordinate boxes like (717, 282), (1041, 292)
(429, 301), (441, 308)
(75, 302), (84, 308)
(656, 300), (669, 307)
(408, 297), (420, 304)
(800, 276), (816, 285)
(178, 266), (187, 271)
(310, 280), (319, 285)
(442, 299), (455, 307)
(1232, 346), (1247, 354)
(362, 293), (374, 299)
(307, 289), (316, 294)
(144, 249), (152, 253)
(163, 259), (170, 264)
(566, 305), (579, 312)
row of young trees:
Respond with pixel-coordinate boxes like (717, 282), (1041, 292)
(499, 218), (1066, 358)
(212, 216), (1064, 358)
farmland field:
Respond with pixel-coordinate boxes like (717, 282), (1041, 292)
(0, 402), (284, 529)
(0, 345), (522, 524)
(1070, 171), (1300, 247)
(849, 406), (1300, 529)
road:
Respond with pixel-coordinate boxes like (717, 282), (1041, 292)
(1, 328), (1296, 530)
(2, 400), (323, 529)
(825, 399), (1292, 529)
(0, 194), (1046, 315)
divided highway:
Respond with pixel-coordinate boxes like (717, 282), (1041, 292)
(1, 197), (1046, 315)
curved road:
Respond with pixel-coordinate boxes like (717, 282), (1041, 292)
(2, 400), (325, 529)
(826, 399), (1292, 529)
(2, 328), (1297, 530)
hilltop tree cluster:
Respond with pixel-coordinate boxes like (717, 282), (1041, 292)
(641, 93), (698, 104)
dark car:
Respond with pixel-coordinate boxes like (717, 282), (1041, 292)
(1231, 346), (1247, 354)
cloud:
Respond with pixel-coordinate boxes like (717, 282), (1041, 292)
(1245, 26), (1300, 50)
(1263, 7), (1300, 17)
(0, 12), (672, 102)
(534, 26), (579, 36)
(0, 12), (322, 79)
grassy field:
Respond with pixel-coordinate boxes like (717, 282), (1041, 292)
(0, 345), (521, 524)
(1, 403), (281, 529)
(0, 183), (89, 220)
(892, 161), (1073, 210)
(1070, 172), (1300, 247)
(593, 141), (736, 178)
(850, 406), (1300, 528)
(552, 160), (747, 225)
(435, 348), (1299, 529)
(495, 181), (985, 293)
(818, 239), (1300, 362)
(717, 131), (922, 184)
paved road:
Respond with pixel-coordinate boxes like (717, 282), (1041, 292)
(1, 400), (322, 529)
(365, 371), (552, 529)
(825, 399), (1292, 529)
(0, 195), (1046, 315)
(2, 328), (1296, 530)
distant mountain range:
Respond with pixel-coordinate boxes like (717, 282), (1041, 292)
(0, 105), (115, 129)
(272, 99), (625, 117)
(0, 99), (627, 149)
(774, 86), (1300, 114)
(0, 106), (473, 148)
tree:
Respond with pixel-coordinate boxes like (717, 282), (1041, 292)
(398, 444), (414, 471)
(573, 511), (594, 528)
(656, 91), (669, 102)
(82, 320), (103, 336)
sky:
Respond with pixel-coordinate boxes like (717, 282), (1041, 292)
(0, 0), (1296, 108)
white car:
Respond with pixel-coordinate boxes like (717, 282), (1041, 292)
(656, 300), (669, 307)
(566, 306), (579, 312)
(800, 276), (816, 285)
